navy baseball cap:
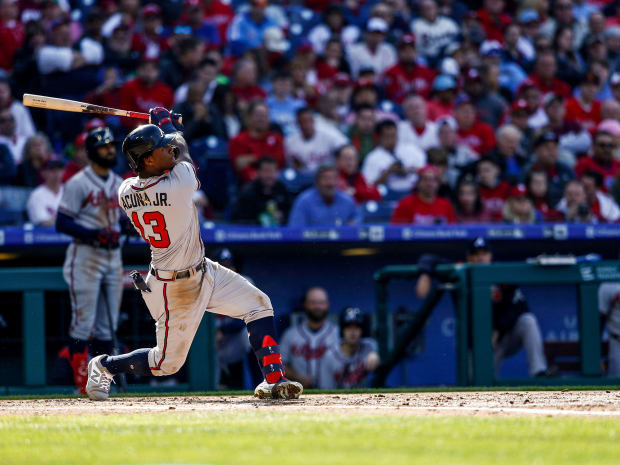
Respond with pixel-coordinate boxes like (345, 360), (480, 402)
(468, 237), (491, 254)
(534, 131), (559, 148)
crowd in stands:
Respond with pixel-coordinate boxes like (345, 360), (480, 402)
(1, 0), (620, 227)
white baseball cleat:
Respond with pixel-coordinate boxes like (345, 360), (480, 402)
(85, 355), (115, 401)
(254, 378), (303, 400)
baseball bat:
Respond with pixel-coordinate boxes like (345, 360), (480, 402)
(22, 94), (150, 120)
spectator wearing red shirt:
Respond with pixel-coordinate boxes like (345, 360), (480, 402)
(336, 144), (381, 204)
(316, 38), (350, 84)
(131, 4), (169, 58)
(454, 95), (496, 155)
(477, 156), (511, 222)
(454, 177), (492, 223)
(581, 170), (620, 223)
(119, 58), (174, 129)
(564, 73), (602, 133)
(229, 101), (285, 184)
(0, 0), (24, 71)
(575, 130), (620, 190)
(231, 58), (267, 114)
(62, 133), (88, 183)
(528, 51), (572, 99)
(476, 0), (512, 43)
(203, 0), (234, 44)
(427, 74), (457, 121)
(526, 169), (564, 221)
(382, 34), (436, 103)
(391, 165), (456, 225)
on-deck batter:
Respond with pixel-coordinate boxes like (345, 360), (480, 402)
(85, 107), (302, 401)
(56, 127), (123, 393)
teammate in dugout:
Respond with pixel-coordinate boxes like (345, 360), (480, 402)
(279, 287), (339, 388)
(416, 237), (554, 378)
(55, 127), (124, 394)
(319, 307), (380, 389)
(85, 107), (302, 401)
(598, 249), (620, 377)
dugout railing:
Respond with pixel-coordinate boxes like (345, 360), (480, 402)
(374, 261), (620, 386)
(0, 267), (216, 392)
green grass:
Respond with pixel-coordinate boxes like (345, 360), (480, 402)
(1, 411), (619, 465)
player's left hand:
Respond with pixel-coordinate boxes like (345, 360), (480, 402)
(149, 107), (176, 134)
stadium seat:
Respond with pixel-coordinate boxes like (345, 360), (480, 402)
(0, 186), (32, 226)
(362, 200), (395, 224)
(278, 168), (314, 195)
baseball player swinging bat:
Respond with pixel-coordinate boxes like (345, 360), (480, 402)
(22, 94), (150, 120)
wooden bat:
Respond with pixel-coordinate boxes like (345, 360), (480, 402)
(22, 94), (150, 120)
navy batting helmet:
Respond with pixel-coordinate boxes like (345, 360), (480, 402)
(85, 126), (116, 168)
(122, 124), (175, 172)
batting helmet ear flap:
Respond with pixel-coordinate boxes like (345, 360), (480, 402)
(122, 124), (174, 172)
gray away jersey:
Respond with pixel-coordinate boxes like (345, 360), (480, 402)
(118, 161), (204, 271)
(599, 283), (620, 336)
(280, 320), (339, 386)
(319, 338), (378, 389)
(58, 166), (122, 231)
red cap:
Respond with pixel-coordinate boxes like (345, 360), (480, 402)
(297, 41), (313, 53)
(510, 184), (528, 198)
(74, 132), (87, 148)
(333, 72), (352, 87)
(84, 118), (106, 131)
(251, 0), (268, 6)
(418, 165), (440, 177)
(398, 34), (416, 47)
(142, 3), (162, 16)
(511, 99), (530, 112)
(354, 78), (376, 90)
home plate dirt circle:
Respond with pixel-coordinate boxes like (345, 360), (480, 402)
(2, 391), (620, 417)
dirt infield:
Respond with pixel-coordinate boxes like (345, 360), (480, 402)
(2, 391), (620, 417)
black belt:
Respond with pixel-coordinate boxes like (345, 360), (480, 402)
(74, 239), (119, 250)
(610, 332), (620, 341)
(150, 259), (206, 281)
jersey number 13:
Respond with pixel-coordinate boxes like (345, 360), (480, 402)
(131, 211), (171, 248)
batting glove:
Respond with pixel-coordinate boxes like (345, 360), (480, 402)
(149, 107), (176, 134)
(97, 230), (119, 248)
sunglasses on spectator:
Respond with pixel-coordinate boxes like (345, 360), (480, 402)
(596, 142), (615, 149)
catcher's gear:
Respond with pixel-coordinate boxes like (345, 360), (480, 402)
(85, 127), (117, 168)
(122, 124), (175, 172)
